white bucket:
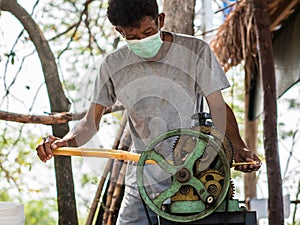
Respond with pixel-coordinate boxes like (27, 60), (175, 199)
(0, 202), (25, 225)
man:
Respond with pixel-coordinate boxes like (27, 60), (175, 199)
(36, 0), (261, 224)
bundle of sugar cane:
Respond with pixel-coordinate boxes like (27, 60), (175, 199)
(53, 147), (258, 167)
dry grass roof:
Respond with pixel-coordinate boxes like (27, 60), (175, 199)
(210, 0), (299, 72)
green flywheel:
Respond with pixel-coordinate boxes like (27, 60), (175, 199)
(137, 128), (231, 223)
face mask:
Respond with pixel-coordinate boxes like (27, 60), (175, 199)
(126, 31), (163, 58)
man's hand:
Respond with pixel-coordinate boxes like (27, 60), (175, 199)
(35, 135), (68, 163)
(234, 147), (261, 173)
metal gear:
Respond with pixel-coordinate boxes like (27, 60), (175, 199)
(199, 169), (235, 199)
(173, 126), (234, 173)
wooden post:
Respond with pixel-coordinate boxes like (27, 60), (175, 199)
(244, 119), (258, 199)
(250, 0), (284, 224)
(244, 64), (258, 200)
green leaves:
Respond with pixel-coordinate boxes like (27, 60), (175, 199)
(24, 199), (57, 225)
(4, 51), (16, 65)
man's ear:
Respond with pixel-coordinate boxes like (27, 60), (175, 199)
(158, 13), (165, 29)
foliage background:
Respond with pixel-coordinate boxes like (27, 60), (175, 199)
(0, 0), (299, 224)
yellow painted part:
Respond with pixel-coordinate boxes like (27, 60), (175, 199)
(171, 187), (200, 201)
(232, 161), (258, 167)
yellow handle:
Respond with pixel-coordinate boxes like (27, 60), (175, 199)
(232, 161), (258, 167)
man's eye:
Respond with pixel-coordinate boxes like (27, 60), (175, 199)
(144, 30), (154, 35)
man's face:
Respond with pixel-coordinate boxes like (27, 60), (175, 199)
(116, 14), (164, 40)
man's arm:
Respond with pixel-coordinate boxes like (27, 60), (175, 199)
(206, 91), (261, 172)
(36, 103), (105, 162)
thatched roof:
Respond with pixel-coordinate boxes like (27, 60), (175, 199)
(210, 0), (299, 72)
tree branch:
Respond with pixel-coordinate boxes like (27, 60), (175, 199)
(0, 105), (124, 125)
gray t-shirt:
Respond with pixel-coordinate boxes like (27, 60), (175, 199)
(90, 32), (230, 196)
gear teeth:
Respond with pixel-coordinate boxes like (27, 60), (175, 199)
(171, 136), (179, 163)
(229, 179), (235, 199)
(172, 136), (179, 149)
(201, 169), (224, 176)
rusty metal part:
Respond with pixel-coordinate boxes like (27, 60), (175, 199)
(173, 126), (234, 173)
(199, 169), (235, 199)
(176, 168), (191, 183)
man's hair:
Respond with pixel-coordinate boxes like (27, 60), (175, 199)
(107, 0), (159, 28)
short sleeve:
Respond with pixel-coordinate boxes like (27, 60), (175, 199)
(89, 60), (116, 107)
(196, 43), (230, 96)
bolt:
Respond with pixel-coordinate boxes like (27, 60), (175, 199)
(179, 170), (186, 177)
(206, 196), (214, 204)
(180, 186), (190, 195)
(176, 168), (190, 183)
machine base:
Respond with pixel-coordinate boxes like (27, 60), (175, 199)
(160, 211), (257, 225)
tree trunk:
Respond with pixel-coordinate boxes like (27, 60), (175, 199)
(163, 0), (195, 35)
(0, 1), (78, 224)
(250, 0), (284, 224)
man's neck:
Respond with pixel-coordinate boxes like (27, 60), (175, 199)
(162, 31), (173, 42)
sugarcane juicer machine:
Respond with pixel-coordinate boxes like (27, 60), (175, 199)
(137, 113), (257, 224)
